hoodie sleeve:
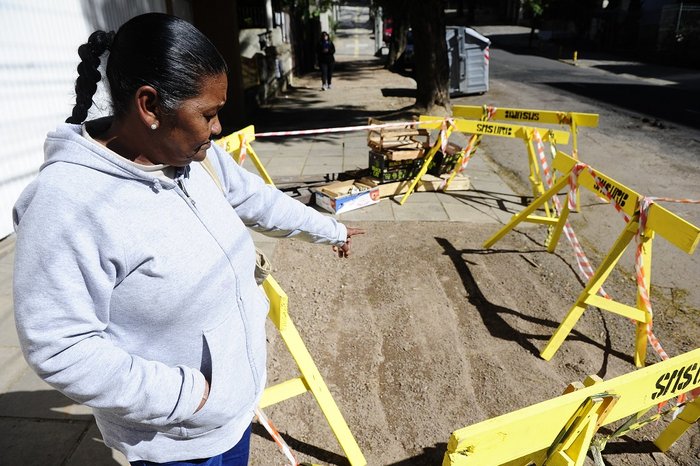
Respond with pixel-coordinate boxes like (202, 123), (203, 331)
(12, 178), (205, 427)
(209, 144), (348, 245)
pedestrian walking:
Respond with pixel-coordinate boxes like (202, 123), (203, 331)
(12, 13), (363, 466)
(317, 31), (335, 90)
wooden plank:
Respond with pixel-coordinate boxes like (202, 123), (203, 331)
(445, 349), (700, 465)
(453, 105), (599, 127)
(419, 115), (571, 145)
(359, 174), (470, 198)
(553, 151), (700, 254)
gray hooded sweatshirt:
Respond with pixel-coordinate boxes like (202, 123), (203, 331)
(12, 123), (347, 462)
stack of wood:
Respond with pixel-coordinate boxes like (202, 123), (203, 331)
(366, 117), (430, 161)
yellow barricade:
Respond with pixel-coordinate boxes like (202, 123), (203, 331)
(484, 151), (700, 366)
(215, 125), (274, 185)
(453, 105), (598, 209)
(215, 130), (364, 464)
(398, 120), (456, 204)
(261, 275), (366, 466)
(452, 105), (598, 158)
(418, 116), (569, 218)
(444, 348), (700, 466)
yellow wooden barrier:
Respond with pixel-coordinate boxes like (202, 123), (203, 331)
(452, 105), (597, 159)
(215, 125), (274, 185)
(443, 348), (700, 466)
(398, 121), (455, 205)
(453, 105), (598, 210)
(484, 151), (700, 366)
(261, 275), (366, 466)
(419, 116), (569, 219)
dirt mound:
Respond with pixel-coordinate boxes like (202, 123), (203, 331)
(249, 221), (699, 466)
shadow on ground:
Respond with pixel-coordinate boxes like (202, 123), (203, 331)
(0, 390), (118, 465)
(544, 82), (700, 129)
(435, 236), (633, 376)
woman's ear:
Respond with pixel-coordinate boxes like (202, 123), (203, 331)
(134, 85), (160, 130)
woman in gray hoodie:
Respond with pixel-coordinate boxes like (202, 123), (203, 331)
(13, 13), (362, 466)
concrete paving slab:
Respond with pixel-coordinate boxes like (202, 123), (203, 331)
(0, 304), (19, 347)
(391, 201), (449, 221)
(0, 347), (28, 392)
(335, 199), (395, 221)
(66, 422), (129, 466)
(0, 417), (90, 465)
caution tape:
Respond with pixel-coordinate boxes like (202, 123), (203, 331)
(238, 134), (248, 166)
(253, 119), (447, 138)
(255, 407), (300, 466)
(438, 105), (497, 189)
(635, 196), (700, 401)
(532, 130), (610, 298)
(534, 135), (700, 379)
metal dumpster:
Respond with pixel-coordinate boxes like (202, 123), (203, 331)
(446, 26), (491, 95)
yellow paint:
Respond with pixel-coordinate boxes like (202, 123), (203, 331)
(486, 151), (700, 365)
(215, 125), (275, 186)
(261, 276), (366, 466)
(452, 105), (598, 211)
(452, 106), (599, 128)
(443, 349), (700, 465)
(654, 396), (700, 451)
(417, 115), (568, 218)
(399, 123), (455, 205)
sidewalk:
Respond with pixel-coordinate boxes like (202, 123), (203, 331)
(0, 5), (520, 465)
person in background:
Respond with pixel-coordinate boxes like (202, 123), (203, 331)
(12, 13), (363, 466)
(317, 31), (336, 90)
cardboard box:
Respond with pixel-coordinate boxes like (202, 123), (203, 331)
(313, 180), (380, 214)
(428, 142), (463, 176)
(367, 117), (430, 161)
(369, 150), (425, 183)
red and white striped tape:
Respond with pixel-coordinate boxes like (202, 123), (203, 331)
(535, 137), (700, 366)
(238, 134), (248, 166)
(254, 119), (447, 139)
(438, 106), (497, 189)
(255, 407), (300, 466)
(532, 130), (610, 298)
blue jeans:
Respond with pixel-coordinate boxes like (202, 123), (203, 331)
(130, 425), (252, 466)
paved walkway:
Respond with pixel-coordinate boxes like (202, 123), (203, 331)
(0, 5), (522, 465)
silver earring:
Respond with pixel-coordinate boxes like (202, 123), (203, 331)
(150, 122), (158, 130)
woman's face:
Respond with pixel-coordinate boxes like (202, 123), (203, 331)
(155, 73), (228, 167)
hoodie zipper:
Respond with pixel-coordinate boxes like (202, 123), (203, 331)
(174, 168), (196, 208)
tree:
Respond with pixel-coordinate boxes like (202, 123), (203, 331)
(409, 1), (449, 111)
(382, 0), (410, 69)
(378, 0), (450, 112)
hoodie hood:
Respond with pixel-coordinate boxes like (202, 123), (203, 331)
(43, 121), (183, 193)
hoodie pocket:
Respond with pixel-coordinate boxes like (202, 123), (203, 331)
(180, 312), (257, 438)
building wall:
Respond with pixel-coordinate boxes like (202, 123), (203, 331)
(0, 0), (195, 239)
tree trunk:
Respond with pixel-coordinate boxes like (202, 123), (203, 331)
(410, 1), (449, 111)
(386, 12), (409, 69)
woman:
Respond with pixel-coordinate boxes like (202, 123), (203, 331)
(317, 31), (336, 90)
(12, 13), (362, 466)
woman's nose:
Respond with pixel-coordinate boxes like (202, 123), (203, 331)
(211, 116), (222, 136)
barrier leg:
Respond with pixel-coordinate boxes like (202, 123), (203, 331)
(245, 143), (275, 186)
(261, 276), (366, 466)
(526, 138), (552, 218)
(483, 176), (569, 249)
(570, 119), (580, 212)
(634, 231), (654, 367)
(399, 125), (454, 205)
(540, 221), (638, 361)
(546, 199), (571, 253)
(654, 396), (700, 451)
(543, 396), (610, 466)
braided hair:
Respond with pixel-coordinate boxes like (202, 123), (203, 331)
(66, 13), (227, 125)
(65, 31), (114, 124)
